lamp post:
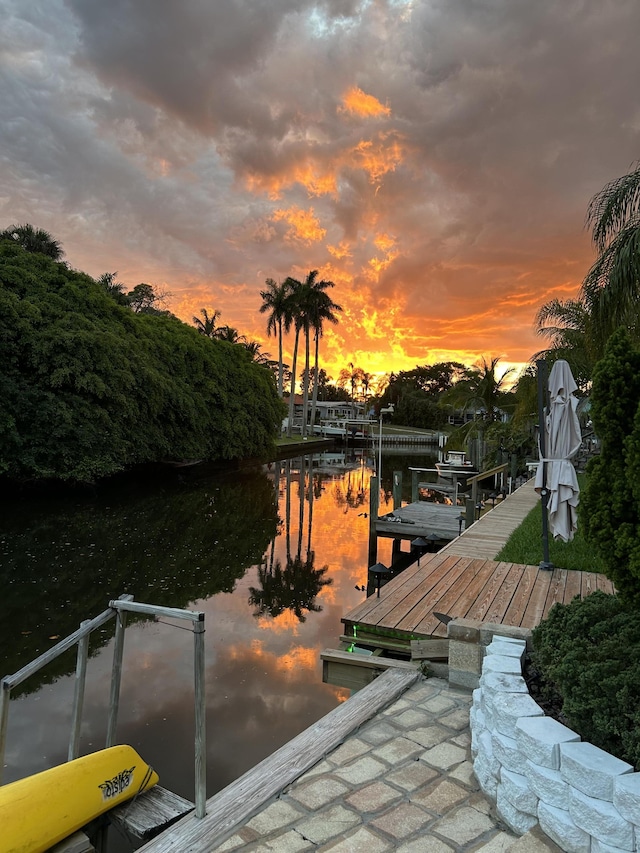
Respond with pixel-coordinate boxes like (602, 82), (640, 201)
(377, 404), (395, 484)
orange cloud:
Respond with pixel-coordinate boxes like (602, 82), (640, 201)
(350, 132), (404, 184)
(340, 87), (391, 118)
(272, 206), (327, 244)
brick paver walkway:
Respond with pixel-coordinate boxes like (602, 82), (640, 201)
(211, 678), (559, 852)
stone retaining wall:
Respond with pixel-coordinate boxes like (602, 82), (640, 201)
(469, 633), (640, 852)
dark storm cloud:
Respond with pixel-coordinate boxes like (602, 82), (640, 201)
(67, 0), (357, 137)
(2, 0), (640, 370)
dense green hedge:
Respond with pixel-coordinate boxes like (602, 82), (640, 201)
(0, 241), (285, 482)
(532, 591), (640, 769)
(580, 329), (640, 601)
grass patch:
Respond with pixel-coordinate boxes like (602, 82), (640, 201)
(495, 477), (607, 573)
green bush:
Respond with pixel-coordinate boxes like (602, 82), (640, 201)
(532, 591), (640, 768)
(0, 240), (285, 482)
(580, 329), (640, 601)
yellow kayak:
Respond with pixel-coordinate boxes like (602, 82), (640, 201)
(0, 745), (159, 853)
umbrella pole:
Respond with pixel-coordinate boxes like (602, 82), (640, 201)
(536, 360), (554, 571)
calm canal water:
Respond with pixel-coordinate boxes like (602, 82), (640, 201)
(0, 445), (439, 850)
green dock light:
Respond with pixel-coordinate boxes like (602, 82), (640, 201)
(368, 562), (390, 598)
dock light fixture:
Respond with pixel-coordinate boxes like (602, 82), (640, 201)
(368, 562), (390, 598)
(475, 502), (483, 521)
(489, 491), (498, 508)
(426, 532), (440, 552)
(458, 512), (465, 535)
(411, 537), (429, 566)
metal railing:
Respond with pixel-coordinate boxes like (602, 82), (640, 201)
(0, 595), (207, 818)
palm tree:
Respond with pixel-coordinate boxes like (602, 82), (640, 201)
(243, 340), (272, 364)
(532, 297), (594, 389)
(361, 372), (373, 404)
(444, 356), (513, 423)
(581, 163), (640, 347)
(307, 282), (341, 432)
(1, 224), (63, 260)
(259, 279), (292, 398)
(215, 325), (246, 344)
(283, 272), (315, 437)
(192, 308), (221, 338)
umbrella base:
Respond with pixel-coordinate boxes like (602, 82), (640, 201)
(539, 561), (554, 571)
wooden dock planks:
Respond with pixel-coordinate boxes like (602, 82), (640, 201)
(342, 551), (615, 644)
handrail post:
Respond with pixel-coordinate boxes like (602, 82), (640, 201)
(0, 679), (11, 785)
(68, 620), (91, 761)
(194, 613), (206, 818)
(106, 609), (127, 748)
(368, 475), (379, 566)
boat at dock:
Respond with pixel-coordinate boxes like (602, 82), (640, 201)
(313, 420), (367, 439)
(435, 450), (476, 479)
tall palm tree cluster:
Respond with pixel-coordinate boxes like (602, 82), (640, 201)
(535, 162), (640, 387)
(260, 271), (342, 437)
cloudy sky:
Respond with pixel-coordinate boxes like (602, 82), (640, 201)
(2, 0), (639, 381)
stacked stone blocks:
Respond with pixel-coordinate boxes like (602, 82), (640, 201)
(469, 632), (640, 852)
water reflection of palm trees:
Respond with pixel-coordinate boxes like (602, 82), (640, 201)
(252, 457), (332, 622)
(332, 462), (367, 511)
(248, 553), (332, 623)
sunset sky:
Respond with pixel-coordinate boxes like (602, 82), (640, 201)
(2, 0), (640, 382)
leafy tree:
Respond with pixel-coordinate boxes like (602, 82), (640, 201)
(391, 389), (447, 430)
(1, 223), (63, 260)
(313, 369), (350, 402)
(127, 282), (169, 314)
(383, 362), (468, 408)
(581, 329), (640, 600)
(0, 241), (285, 483)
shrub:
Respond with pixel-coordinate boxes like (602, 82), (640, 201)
(532, 591), (640, 769)
(580, 329), (640, 601)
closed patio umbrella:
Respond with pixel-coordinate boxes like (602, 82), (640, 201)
(535, 360), (582, 542)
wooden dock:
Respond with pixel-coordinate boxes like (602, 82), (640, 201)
(376, 503), (461, 541)
(343, 552), (615, 648)
(440, 477), (541, 559)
